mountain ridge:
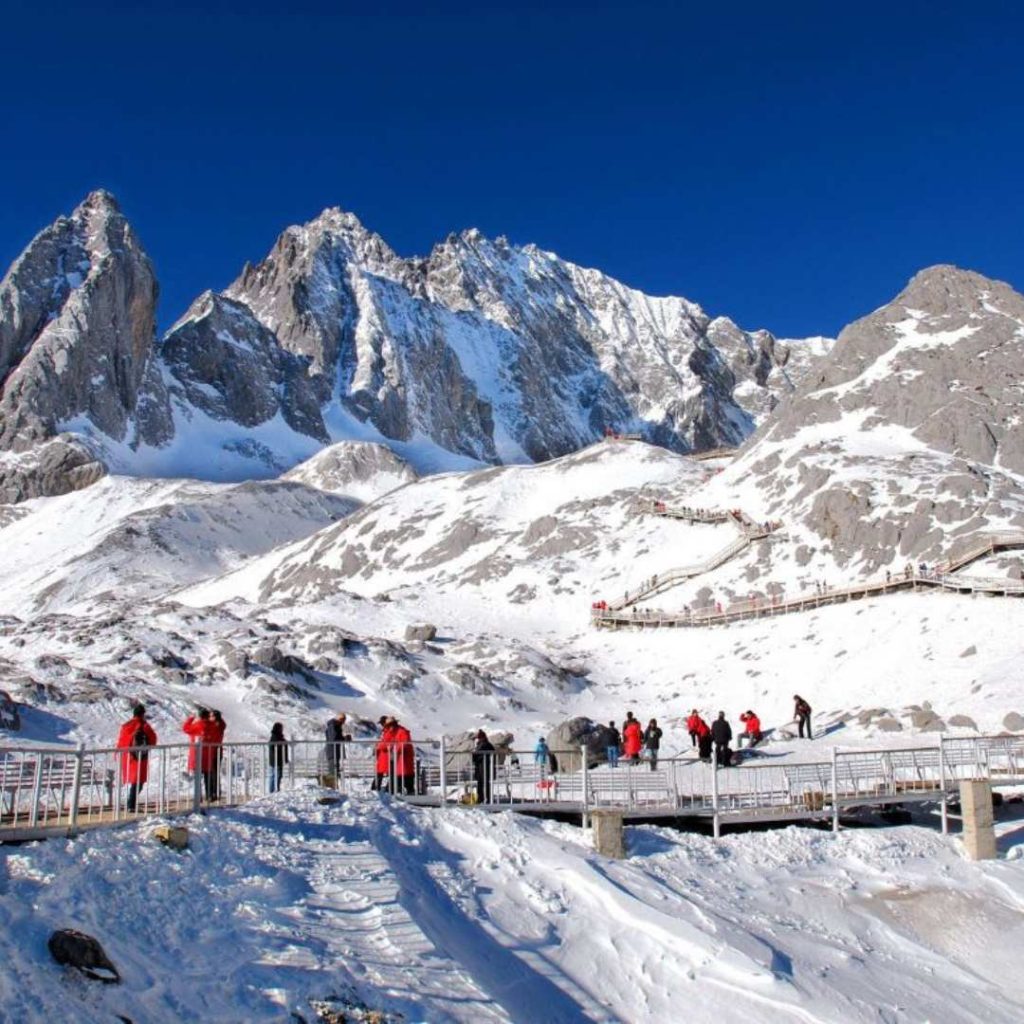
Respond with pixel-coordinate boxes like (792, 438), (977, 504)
(0, 190), (832, 501)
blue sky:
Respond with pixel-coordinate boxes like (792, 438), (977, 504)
(1, 1), (1021, 337)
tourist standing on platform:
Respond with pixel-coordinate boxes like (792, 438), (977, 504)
(325, 711), (351, 777)
(643, 719), (662, 770)
(696, 718), (713, 762)
(711, 711), (732, 767)
(374, 716), (396, 792)
(793, 695), (813, 739)
(209, 709), (226, 800)
(534, 737), (550, 767)
(392, 718), (416, 795)
(472, 730), (496, 803)
(268, 722), (288, 793)
(622, 713), (643, 764)
(606, 721), (621, 767)
(686, 708), (703, 747)
(116, 704), (157, 812)
(183, 708), (218, 799)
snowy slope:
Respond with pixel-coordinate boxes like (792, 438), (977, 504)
(1, 791), (1022, 1023)
(0, 475), (355, 615)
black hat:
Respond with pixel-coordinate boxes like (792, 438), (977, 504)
(132, 703), (145, 717)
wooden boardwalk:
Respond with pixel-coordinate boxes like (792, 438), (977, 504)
(593, 501), (1024, 629)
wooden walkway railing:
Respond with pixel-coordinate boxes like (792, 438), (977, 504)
(604, 503), (782, 611)
(593, 500), (1024, 628)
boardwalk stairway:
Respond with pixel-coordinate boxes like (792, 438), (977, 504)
(593, 501), (1024, 628)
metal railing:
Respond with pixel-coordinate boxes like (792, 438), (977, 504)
(4, 735), (1024, 840)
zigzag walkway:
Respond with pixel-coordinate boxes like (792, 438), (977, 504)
(593, 501), (1024, 628)
(605, 502), (782, 610)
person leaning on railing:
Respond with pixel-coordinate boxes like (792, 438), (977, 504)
(116, 704), (157, 812)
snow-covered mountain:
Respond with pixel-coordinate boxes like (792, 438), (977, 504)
(701, 265), (1024, 573)
(2, 195), (1023, 756)
(0, 192), (830, 501)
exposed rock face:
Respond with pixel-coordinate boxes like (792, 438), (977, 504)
(0, 193), (831, 499)
(764, 266), (1024, 470)
(721, 266), (1024, 570)
(0, 436), (105, 502)
(162, 291), (327, 441)
(282, 441), (417, 502)
(226, 210), (820, 463)
(0, 191), (171, 496)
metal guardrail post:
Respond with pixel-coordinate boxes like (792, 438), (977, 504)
(711, 745), (720, 840)
(831, 747), (840, 833)
(68, 744), (84, 833)
(938, 737), (948, 835)
(160, 747), (168, 814)
(581, 745), (590, 828)
(438, 736), (447, 808)
(193, 741), (203, 813)
(29, 756), (44, 827)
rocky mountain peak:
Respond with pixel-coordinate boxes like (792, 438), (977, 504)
(892, 263), (1023, 322)
(0, 191), (171, 489)
(75, 188), (121, 216)
(721, 265), (1024, 572)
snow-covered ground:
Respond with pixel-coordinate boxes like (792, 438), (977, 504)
(1, 441), (1022, 752)
(2, 790), (1023, 1023)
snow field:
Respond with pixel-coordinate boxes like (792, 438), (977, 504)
(1, 792), (1023, 1023)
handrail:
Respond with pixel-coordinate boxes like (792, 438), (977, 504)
(595, 529), (1024, 628)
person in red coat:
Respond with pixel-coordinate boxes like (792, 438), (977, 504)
(375, 717), (397, 793)
(686, 709), (704, 748)
(116, 704), (157, 811)
(183, 709), (219, 800)
(391, 720), (416, 795)
(739, 710), (762, 747)
(621, 712), (643, 764)
(209, 710), (226, 800)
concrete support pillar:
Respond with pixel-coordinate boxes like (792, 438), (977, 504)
(591, 809), (626, 859)
(959, 780), (997, 861)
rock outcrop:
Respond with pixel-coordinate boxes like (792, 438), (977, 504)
(720, 266), (1024, 570)
(0, 191), (171, 497)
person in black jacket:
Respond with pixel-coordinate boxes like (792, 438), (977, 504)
(643, 719), (663, 770)
(325, 712), (351, 775)
(606, 721), (621, 767)
(710, 711), (732, 767)
(268, 722), (289, 793)
(472, 730), (496, 804)
(793, 695), (813, 739)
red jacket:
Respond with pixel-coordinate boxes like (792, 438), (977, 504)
(376, 725), (396, 774)
(686, 713), (702, 733)
(116, 718), (157, 785)
(740, 712), (762, 737)
(210, 717), (226, 745)
(183, 716), (218, 772)
(622, 720), (643, 757)
(392, 725), (415, 777)
(693, 717), (710, 738)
